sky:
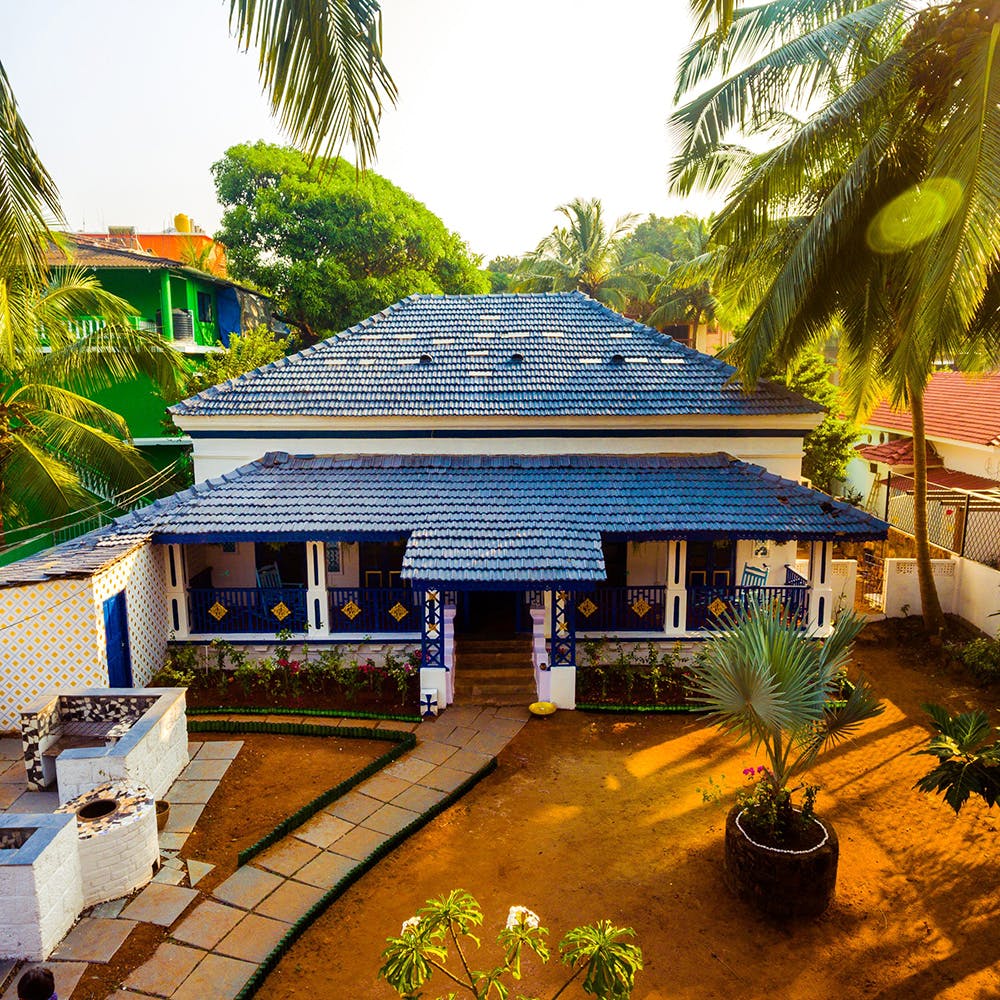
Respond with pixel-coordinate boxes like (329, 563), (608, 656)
(0, 1), (719, 260)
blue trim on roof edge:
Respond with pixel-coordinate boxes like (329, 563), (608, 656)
(186, 427), (811, 441)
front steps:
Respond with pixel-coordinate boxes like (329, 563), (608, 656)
(453, 633), (536, 705)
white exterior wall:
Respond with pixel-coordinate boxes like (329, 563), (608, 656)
(0, 579), (102, 733)
(627, 541), (667, 585)
(182, 414), (816, 484)
(191, 435), (806, 483)
(931, 440), (1000, 480)
(882, 555), (1000, 637)
(0, 816), (83, 960)
(92, 543), (169, 688)
(882, 558), (959, 618)
(734, 539), (798, 587)
(326, 542), (360, 588)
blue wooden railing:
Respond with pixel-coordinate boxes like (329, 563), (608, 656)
(328, 587), (423, 633)
(571, 586), (667, 632)
(686, 585), (809, 631)
(188, 586), (308, 634)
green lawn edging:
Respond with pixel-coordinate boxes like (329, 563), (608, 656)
(576, 702), (705, 714)
(186, 718), (417, 866)
(232, 758), (498, 1000)
(187, 704), (422, 723)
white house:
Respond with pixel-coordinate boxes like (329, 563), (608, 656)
(0, 293), (886, 724)
(844, 371), (1000, 564)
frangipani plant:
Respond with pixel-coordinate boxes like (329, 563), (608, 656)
(688, 598), (884, 839)
(379, 889), (643, 1000)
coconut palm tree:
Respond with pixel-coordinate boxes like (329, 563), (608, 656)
(0, 1), (394, 534)
(514, 198), (644, 311)
(670, 0), (1000, 633)
(688, 599), (884, 833)
(0, 269), (185, 534)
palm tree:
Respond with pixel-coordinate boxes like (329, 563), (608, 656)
(688, 599), (883, 831)
(0, 1), (394, 534)
(514, 198), (643, 311)
(644, 217), (736, 337)
(0, 269), (184, 534)
(670, 0), (1000, 634)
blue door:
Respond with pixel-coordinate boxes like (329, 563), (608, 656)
(103, 591), (133, 688)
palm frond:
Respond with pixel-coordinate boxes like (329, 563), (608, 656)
(1, 434), (90, 518)
(228, 0), (397, 167)
(0, 59), (62, 279)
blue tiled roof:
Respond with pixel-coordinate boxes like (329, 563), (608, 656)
(1, 453), (884, 587)
(170, 293), (822, 419)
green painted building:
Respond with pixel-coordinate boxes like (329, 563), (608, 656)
(46, 237), (274, 455)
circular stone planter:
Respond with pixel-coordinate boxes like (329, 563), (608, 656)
(724, 806), (839, 918)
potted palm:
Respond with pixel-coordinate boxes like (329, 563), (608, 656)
(688, 599), (883, 918)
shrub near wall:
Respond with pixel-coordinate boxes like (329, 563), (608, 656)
(575, 639), (695, 710)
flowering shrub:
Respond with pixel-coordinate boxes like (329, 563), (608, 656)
(379, 889), (642, 999)
(736, 766), (819, 843)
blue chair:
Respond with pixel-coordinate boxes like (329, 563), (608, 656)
(740, 563), (769, 588)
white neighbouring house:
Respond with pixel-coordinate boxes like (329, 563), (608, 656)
(0, 293), (886, 725)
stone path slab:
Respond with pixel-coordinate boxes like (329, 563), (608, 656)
(253, 879), (325, 924)
(121, 883), (199, 926)
(363, 802), (421, 836)
(294, 811), (353, 849)
(171, 953), (255, 1000)
(212, 866), (283, 909)
(50, 916), (136, 963)
(0, 961), (87, 1000)
(172, 901), (245, 950)
(326, 790), (383, 824)
(124, 942), (206, 996)
(194, 741), (243, 760)
(186, 859), (215, 887)
(215, 912), (288, 963)
(293, 849), (356, 889)
(256, 837), (320, 877)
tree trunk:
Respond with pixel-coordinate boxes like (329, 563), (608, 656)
(909, 380), (946, 634)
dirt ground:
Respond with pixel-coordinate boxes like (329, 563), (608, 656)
(260, 627), (1000, 1000)
(72, 732), (386, 1000)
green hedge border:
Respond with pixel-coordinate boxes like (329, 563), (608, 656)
(187, 719), (417, 866)
(576, 702), (704, 714)
(188, 718), (498, 1000)
(188, 704), (421, 723)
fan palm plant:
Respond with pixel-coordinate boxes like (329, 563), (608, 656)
(688, 599), (883, 840)
(515, 198), (645, 311)
(670, 0), (1000, 634)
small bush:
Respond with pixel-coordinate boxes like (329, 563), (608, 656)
(955, 638), (1000, 683)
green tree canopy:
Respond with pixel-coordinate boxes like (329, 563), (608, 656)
(214, 143), (489, 335)
(763, 349), (857, 493)
(181, 326), (297, 397)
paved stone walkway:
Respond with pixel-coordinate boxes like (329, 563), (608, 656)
(0, 705), (528, 999)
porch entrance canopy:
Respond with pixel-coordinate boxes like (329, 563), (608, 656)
(116, 452), (886, 587)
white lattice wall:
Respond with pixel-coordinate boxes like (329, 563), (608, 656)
(92, 543), (168, 688)
(0, 542), (169, 733)
(0, 579), (102, 732)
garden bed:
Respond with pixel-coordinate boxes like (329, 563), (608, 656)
(155, 639), (422, 717)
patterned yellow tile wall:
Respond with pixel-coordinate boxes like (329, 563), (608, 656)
(0, 542), (170, 734)
(92, 543), (168, 689)
(0, 577), (102, 733)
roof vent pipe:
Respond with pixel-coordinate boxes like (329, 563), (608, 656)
(610, 353), (626, 365)
(510, 352), (524, 364)
(419, 353), (433, 365)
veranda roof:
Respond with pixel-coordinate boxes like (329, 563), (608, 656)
(0, 453), (885, 589)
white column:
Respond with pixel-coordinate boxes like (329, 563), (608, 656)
(664, 540), (688, 637)
(442, 605), (456, 706)
(162, 544), (189, 638)
(306, 542), (330, 634)
(807, 540), (834, 635)
(530, 607), (547, 701)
